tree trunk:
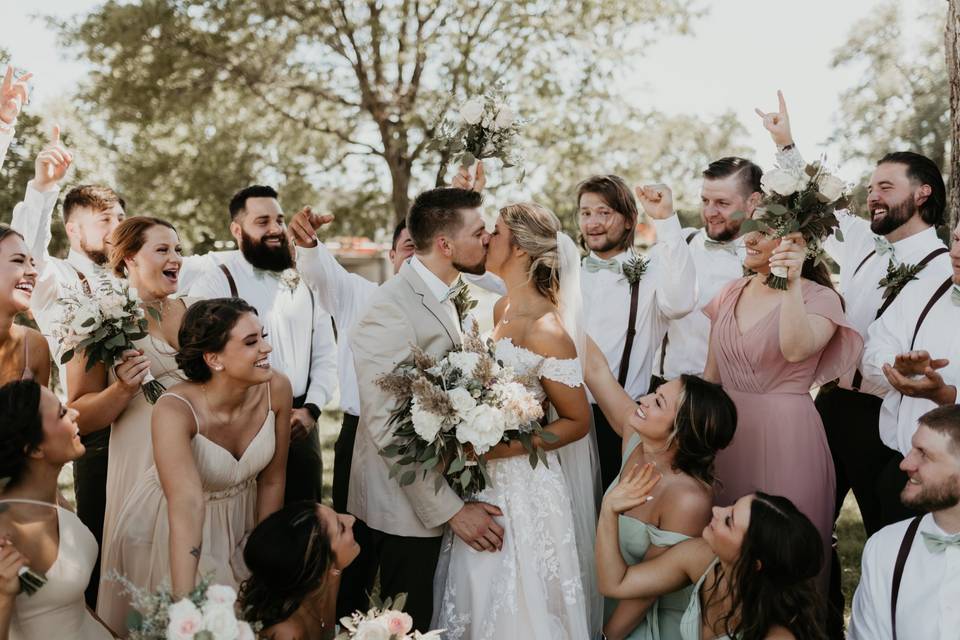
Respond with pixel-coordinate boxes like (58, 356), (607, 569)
(387, 153), (412, 224)
(947, 0), (960, 228)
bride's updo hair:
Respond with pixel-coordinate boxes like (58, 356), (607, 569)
(499, 202), (563, 304)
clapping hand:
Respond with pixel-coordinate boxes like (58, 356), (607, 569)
(892, 350), (949, 377)
(602, 462), (661, 515)
(288, 206), (334, 249)
(452, 161), (486, 192)
(883, 351), (956, 405)
(755, 90), (794, 148)
(769, 232), (806, 285)
(0, 65), (32, 126)
(34, 125), (73, 191)
(635, 184), (674, 220)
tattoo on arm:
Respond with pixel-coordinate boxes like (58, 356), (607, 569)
(189, 546), (201, 559)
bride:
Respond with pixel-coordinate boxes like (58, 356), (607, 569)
(432, 200), (602, 639)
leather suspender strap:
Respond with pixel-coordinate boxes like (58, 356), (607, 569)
(219, 264), (239, 297)
(70, 266), (93, 296)
(656, 230), (698, 378)
(853, 250), (876, 277)
(891, 515), (923, 640)
(617, 280), (640, 388)
(909, 276), (953, 350)
(851, 247), (950, 390)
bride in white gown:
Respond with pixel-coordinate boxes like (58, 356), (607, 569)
(432, 202), (603, 639)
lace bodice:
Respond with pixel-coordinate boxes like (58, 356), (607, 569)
(493, 337), (583, 399)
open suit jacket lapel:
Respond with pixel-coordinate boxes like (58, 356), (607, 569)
(399, 262), (462, 347)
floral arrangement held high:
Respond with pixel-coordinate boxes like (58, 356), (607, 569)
(428, 88), (525, 180)
(109, 573), (257, 640)
(338, 592), (443, 639)
(377, 325), (553, 497)
(740, 160), (850, 289)
(52, 279), (166, 403)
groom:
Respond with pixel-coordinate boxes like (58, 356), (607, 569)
(350, 186), (505, 630)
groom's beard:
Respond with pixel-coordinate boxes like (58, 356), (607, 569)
(453, 257), (486, 276)
(240, 229), (294, 272)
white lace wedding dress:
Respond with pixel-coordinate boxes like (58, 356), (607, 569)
(432, 337), (593, 639)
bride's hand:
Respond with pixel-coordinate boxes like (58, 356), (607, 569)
(601, 462), (661, 514)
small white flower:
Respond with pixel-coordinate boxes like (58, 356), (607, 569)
(446, 351), (480, 376)
(167, 598), (204, 640)
(411, 398), (444, 442)
(494, 105), (515, 130)
(459, 98), (484, 125)
(204, 584), (238, 608)
(817, 173), (846, 201)
(447, 386), (477, 419)
(353, 617), (392, 640)
(761, 168), (806, 196)
(456, 403), (506, 454)
(381, 610), (414, 636)
(202, 603), (239, 640)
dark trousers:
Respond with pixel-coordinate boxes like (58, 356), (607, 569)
(352, 526), (443, 632)
(73, 427), (110, 608)
(284, 395), (324, 504)
(593, 404), (622, 493)
(333, 413), (359, 513)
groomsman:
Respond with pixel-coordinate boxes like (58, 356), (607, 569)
(849, 404), (960, 640)
(578, 175), (697, 490)
(651, 157), (762, 387)
(189, 185), (337, 504)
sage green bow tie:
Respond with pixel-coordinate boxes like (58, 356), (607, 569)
(921, 530), (960, 553)
(874, 236), (895, 257)
(583, 255), (622, 274)
(703, 238), (738, 254)
(951, 284), (960, 307)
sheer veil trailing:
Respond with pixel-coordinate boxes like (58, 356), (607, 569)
(554, 231), (604, 638)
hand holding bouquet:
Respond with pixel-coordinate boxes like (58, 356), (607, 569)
(53, 279), (166, 403)
(338, 593), (442, 639)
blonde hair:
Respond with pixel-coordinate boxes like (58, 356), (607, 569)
(499, 202), (563, 304)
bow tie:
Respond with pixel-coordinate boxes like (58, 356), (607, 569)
(703, 238), (738, 254)
(583, 255), (622, 274)
(921, 530), (960, 554)
(874, 236), (895, 257)
(952, 284), (960, 307)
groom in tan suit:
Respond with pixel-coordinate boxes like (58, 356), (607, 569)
(350, 187), (505, 630)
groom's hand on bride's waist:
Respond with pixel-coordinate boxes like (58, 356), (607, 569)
(448, 502), (505, 553)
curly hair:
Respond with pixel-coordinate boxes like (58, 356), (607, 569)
(708, 492), (826, 640)
(0, 380), (44, 488)
(238, 501), (335, 627)
(175, 298), (258, 382)
(669, 375), (737, 486)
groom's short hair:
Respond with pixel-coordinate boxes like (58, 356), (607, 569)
(407, 188), (483, 252)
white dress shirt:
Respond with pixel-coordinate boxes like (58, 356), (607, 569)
(861, 277), (960, 454)
(582, 215), (697, 400)
(188, 250), (337, 407)
(653, 228), (744, 379)
(10, 181), (215, 394)
(850, 513), (960, 640)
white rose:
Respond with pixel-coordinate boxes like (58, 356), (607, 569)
(235, 621), (255, 640)
(447, 351), (480, 377)
(411, 399), (444, 442)
(456, 403), (506, 454)
(354, 618), (392, 640)
(382, 610), (414, 636)
(447, 387), (477, 419)
(202, 603), (239, 640)
(494, 105), (515, 130)
(817, 173), (845, 201)
(459, 98), (484, 125)
(100, 293), (130, 320)
(167, 598), (204, 640)
(761, 168), (806, 196)
(69, 307), (102, 335)
(204, 584), (237, 608)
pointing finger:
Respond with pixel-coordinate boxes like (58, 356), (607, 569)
(777, 90), (787, 115)
(51, 124), (60, 146)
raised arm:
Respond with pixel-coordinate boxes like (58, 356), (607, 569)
(152, 395), (205, 596)
(67, 349), (151, 435)
(582, 336), (634, 438)
(256, 374), (292, 524)
(636, 184), (697, 320)
(772, 234), (837, 362)
(0, 65), (31, 172)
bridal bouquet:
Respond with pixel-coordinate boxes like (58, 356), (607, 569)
(741, 160), (850, 289)
(109, 574), (257, 640)
(377, 326), (552, 497)
(429, 88), (525, 180)
(338, 593), (443, 639)
(52, 280), (166, 403)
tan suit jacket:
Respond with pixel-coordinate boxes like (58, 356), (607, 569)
(348, 261), (465, 536)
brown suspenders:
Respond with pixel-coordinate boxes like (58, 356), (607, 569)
(617, 280), (640, 388)
(890, 515), (923, 640)
(219, 263), (239, 297)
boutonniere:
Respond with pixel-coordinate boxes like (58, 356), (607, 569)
(450, 281), (478, 323)
(622, 255), (649, 286)
(878, 260), (927, 300)
(279, 268), (301, 292)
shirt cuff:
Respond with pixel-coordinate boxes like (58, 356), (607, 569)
(652, 215), (682, 243)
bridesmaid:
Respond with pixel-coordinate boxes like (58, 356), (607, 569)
(97, 298), (291, 636)
(702, 231), (862, 591)
(239, 501), (360, 640)
(0, 226), (49, 386)
(597, 466), (826, 640)
(0, 380), (113, 639)
(67, 217), (192, 592)
(584, 339), (737, 640)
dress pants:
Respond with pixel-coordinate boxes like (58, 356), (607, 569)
(284, 395), (324, 504)
(593, 404), (622, 494)
(332, 412), (359, 513)
(73, 427), (110, 608)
